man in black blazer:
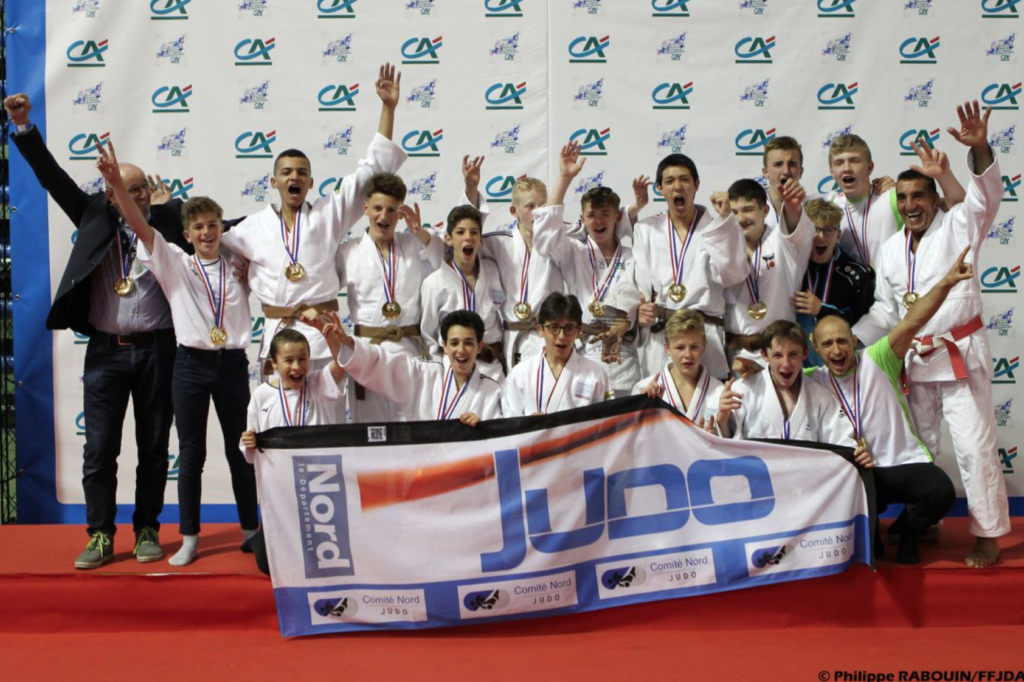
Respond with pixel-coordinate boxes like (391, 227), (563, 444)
(6, 93), (187, 568)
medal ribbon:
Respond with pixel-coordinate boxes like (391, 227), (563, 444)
(805, 257), (835, 305)
(376, 243), (397, 306)
(115, 229), (137, 282)
(782, 414), (792, 441)
(518, 245), (531, 309)
(668, 212), (698, 290)
(690, 370), (711, 418)
(904, 229), (917, 297)
(277, 378), (308, 427)
(448, 261), (477, 312)
(436, 367), (470, 420)
(279, 210), (302, 268)
(843, 192), (873, 265)
(193, 255), (227, 331)
(586, 240), (622, 306)
(744, 235), (764, 305)
(829, 362), (863, 440)
(536, 355), (563, 414)
(659, 368), (678, 409)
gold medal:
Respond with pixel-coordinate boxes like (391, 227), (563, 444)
(210, 327), (227, 347)
(747, 301), (768, 320)
(513, 302), (532, 321)
(668, 284), (686, 303)
(856, 437), (870, 451)
(113, 277), (135, 296)
(382, 301), (402, 320)
(902, 291), (919, 309)
(285, 263), (306, 282)
(588, 299), (605, 318)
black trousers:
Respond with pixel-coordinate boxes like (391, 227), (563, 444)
(172, 345), (258, 535)
(82, 330), (176, 537)
(874, 462), (956, 533)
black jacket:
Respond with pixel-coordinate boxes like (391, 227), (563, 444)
(12, 126), (190, 335)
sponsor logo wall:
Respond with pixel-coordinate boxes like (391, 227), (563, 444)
(9, 0), (1023, 520)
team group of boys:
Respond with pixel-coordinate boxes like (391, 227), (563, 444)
(4, 62), (1010, 572)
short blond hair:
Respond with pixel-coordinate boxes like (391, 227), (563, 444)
(512, 177), (546, 204)
(665, 308), (706, 342)
(828, 133), (873, 165)
(803, 198), (843, 229)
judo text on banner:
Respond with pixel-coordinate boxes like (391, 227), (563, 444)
(255, 398), (872, 636)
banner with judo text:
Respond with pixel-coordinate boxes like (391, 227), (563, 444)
(256, 399), (871, 636)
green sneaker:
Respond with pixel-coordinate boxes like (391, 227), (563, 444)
(74, 532), (113, 570)
(133, 528), (164, 563)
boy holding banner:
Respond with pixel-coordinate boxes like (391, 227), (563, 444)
(716, 321), (858, 454)
(96, 141), (257, 567)
(501, 293), (613, 416)
(632, 308), (724, 431)
(240, 323), (347, 463)
(327, 309), (501, 424)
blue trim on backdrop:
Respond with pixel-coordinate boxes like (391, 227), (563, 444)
(8, 2), (57, 522)
(4, 6), (241, 526)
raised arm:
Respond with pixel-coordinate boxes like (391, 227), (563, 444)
(908, 136), (966, 210)
(549, 141), (585, 207)
(94, 140), (156, 252)
(462, 155), (485, 209)
(299, 310), (348, 384)
(5, 93), (91, 225)
(948, 100), (994, 176)
(888, 246), (974, 359)
(779, 177), (807, 234)
(376, 62), (400, 141)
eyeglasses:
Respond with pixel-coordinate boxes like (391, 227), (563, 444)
(125, 182), (151, 197)
(542, 324), (580, 337)
(813, 227), (839, 237)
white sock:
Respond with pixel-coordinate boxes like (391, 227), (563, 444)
(169, 534), (199, 566)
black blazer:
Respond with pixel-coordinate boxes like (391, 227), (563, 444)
(12, 126), (192, 335)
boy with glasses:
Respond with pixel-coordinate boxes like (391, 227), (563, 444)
(501, 292), (613, 416)
(794, 199), (875, 367)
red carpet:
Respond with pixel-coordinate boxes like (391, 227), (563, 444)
(2, 520), (1023, 681)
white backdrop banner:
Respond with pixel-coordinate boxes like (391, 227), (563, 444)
(8, 0), (1022, 521)
(257, 399), (871, 635)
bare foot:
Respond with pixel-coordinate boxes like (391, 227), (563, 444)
(965, 537), (1000, 568)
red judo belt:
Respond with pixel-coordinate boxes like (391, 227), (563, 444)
(901, 315), (983, 394)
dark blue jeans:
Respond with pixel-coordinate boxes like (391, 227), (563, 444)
(82, 330), (176, 537)
(172, 345), (258, 535)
